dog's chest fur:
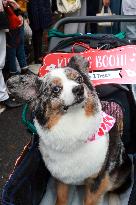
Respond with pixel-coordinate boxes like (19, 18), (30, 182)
(35, 108), (109, 185)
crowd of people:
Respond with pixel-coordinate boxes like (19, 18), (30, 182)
(0, 0), (136, 113)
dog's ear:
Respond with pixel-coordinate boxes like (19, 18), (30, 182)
(68, 55), (94, 91)
(67, 55), (89, 73)
(7, 74), (42, 102)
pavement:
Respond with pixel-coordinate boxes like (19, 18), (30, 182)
(0, 106), (32, 204)
(0, 65), (40, 204)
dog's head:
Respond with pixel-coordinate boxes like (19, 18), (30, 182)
(7, 56), (102, 148)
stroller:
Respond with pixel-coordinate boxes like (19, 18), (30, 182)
(2, 15), (136, 205)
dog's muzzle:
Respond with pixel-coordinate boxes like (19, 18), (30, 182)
(63, 85), (85, 112)
(72, 85), (85, 103)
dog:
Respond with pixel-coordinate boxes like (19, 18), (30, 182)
(7, 56), (132, 205)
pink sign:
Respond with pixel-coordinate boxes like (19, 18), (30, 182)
(39, 45), (136, 85)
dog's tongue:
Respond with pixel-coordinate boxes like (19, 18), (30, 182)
(86, 112), (115, 142)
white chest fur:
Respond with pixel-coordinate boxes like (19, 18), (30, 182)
(35, 108), (109, 184)
(39, 136), (109, 184)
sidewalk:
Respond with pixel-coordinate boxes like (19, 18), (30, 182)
(0, 107), (31, 204)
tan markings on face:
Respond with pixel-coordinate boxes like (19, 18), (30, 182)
(84, 94), (96, 117)
(52, 77), (63, 87)
(46, 113), (62, 129)
(51, 98), (63, 110)
(44, 99), (64, 129)
(84, 174), (110, 205)
(65, 68), (79, 81)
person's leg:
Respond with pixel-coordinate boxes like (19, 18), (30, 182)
(0, 67), (23, 108)
(121, 0), (136, 39)
(110, 0), (122, 34)
(0, 70), (9, 102)
(110, 0), (121, 15)
(5, 30), (20, 75)
(0, 70), (8, 113)
(86, 0), (99, 33)
(125, 23), (136, 39)
(32, 29), (43, 63)
(0, 31), (23, 109)
(0, 31), (22, 109)
(0, 31), (9, 102)
(5, 46), (18, 75)
(16, 25), (28, 73)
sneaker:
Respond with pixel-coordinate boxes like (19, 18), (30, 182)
(0, 102), (6, 114)
(9, 72), (20, 78)
(21, 66), (29, 74)
(2, 97), (23, 108)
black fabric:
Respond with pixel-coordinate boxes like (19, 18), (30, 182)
(2, 136), (50, 205)
(32, 29), (43, 63)
(99, 89), (131, 152)
(27, 0), (52, 31)
(51, 0), (57, 12)
(50, 34), (131, 53)
(127, 86), (136, 153)
(0, 11), (9, 30)
(86, 0), (99, 33)
(128, 155), (136, 205)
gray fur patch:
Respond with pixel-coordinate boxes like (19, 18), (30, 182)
(68, 55), (89, 73)
(7, 74), (41, 102)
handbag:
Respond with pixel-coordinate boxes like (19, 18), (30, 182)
(57, 0), (81, 13)
(4, 6), (21, 30)
(0, 11), (9, 30)
(96, 6), (114, 27)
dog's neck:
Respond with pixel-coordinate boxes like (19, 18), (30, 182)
(34, 108), (103, 152)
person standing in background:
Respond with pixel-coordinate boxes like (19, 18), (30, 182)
(121, 0), (136, 39)
(4, 0), (29, 76)
(27, 0), (52, 64)
(0, 0), (22, 112)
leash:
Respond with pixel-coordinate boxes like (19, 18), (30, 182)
(22, 104), (37, 135)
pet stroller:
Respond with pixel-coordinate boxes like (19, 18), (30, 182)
(2, 15), (136, 205)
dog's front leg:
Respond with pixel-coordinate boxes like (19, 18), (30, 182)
(84, 174), (110, 205)
(55, 180), (69, 205)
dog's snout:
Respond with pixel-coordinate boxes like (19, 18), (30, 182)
(72, 85), (84, 96)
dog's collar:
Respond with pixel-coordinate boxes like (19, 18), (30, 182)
(86, 112), (115, 143)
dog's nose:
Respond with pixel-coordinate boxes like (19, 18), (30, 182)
(72, 85), (84, 96)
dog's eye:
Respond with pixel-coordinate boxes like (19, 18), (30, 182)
(52, 86), (62, 93)
(76, 76), (83, 84)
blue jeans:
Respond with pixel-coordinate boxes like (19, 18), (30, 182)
(110, 0), (122, 34)
(5, 25), (27, 74)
